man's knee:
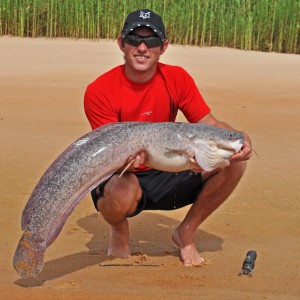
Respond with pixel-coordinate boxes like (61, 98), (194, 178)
(97, 173), (142, 215)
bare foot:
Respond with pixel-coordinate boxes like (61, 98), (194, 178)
(172, 229), (205, 266)
(107, 219), (131, 258)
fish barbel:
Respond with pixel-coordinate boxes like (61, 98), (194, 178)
(13, 122), (244, 278)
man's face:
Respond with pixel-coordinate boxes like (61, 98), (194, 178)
(118, 27), (168, 77)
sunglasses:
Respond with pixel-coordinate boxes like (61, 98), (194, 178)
(123, 34), (164, 48)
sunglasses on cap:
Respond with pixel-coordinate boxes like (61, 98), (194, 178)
(123, 34), (164, 48)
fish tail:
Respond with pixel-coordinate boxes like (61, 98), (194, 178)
(13, 230), (45, 279)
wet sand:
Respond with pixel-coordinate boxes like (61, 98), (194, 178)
(1, 37), (299, 299)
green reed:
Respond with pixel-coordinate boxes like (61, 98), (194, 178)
(0, 0), (299, 54)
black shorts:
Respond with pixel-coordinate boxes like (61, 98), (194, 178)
(91, 169), (203, 217)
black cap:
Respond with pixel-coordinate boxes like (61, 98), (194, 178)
(121, 9), (166, 40)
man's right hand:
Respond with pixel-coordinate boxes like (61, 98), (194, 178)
(117, 151), (147, 174)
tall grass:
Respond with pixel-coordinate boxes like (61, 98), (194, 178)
(0, 0), (299, 53)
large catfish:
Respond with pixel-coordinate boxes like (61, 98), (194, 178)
(13, 122), (244, 278)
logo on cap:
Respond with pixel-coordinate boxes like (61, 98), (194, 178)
(139, 11), (150, 19)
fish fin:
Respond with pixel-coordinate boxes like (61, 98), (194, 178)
(193, 140), (236, 171)
(13, 230), (45, 279)
(119, 159), (135, 178)
(192, 140), (222, 172)
(194, 152), (214, 172)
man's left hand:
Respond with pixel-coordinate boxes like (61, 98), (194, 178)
(230, 132), (252, 162)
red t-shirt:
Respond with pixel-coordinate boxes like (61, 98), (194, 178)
(84, 62), (210, 129)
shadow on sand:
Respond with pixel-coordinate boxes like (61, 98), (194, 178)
(15, 211), (223, 286)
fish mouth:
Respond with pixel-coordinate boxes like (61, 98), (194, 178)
(211, 139), (243, 154)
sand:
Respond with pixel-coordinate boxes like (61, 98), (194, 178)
(0, 37), (299, 299)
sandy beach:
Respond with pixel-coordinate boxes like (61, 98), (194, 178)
(0, 37), (299, 299)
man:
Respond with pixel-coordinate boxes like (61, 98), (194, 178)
(84, 9), (252, 266)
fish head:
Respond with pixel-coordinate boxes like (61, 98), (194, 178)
(190, 130), (244, 172)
